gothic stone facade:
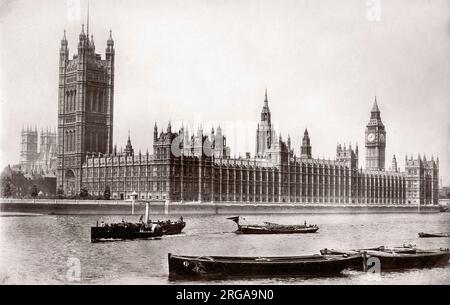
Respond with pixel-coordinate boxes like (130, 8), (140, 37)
(20, 126), (57, 174)
(59, 27), (439, 204)
(82, 95), (438, 205)
(57, 26), (114, 195)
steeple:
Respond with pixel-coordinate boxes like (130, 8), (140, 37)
(153, 122), (158, 142)
(86, 0), (90, 39)
(264, 88), (268, 107)
(80, 24), (86, 39)
(371, 96), (380, 113)
(300, 128), (312, 159)
(125, 130), (134, 157)
(106, 30), (114, 59)
(61, 30), (68, 46)
(391, 154), (398, 172)
(107, 30), (114, 46)
(260, 88), (271, 124)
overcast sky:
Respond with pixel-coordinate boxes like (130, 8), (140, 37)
(0, 0), (449, 184)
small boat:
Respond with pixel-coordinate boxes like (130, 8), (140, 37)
(418, 232), (450, 238)
(154, 218), (186, 235)
(168, 253), (362, 278)
(439, 205), (448, 213)
(227, 216), (319, 234)
(320, 245), (417, 255)
(320, 246), (450, 271)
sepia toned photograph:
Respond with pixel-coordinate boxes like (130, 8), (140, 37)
(0, 0), (449, 292)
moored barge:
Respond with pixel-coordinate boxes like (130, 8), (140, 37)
(168, 253), (361, 278)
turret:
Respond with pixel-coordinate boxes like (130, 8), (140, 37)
(260, 88), (271, 124)
(124, 131), (134, 157)
(106, 30), (115, 61)
(78, 24), (87, 49)
(153, 123), (158, 141)
(391, 155), (398, 172)
(60, 30), (69, 62)
(300, 128), (312, 159)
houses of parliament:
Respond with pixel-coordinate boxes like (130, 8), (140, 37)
(56, 25), (439, 205)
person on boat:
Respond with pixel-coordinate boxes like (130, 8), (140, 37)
(180, 216), (183, 222)
(304, 221), (307, 227)
(100, 221), (105, 227)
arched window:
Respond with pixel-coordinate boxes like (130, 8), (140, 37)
(86, 132), (91, 152)
(103, 91), (107, 113)
(65, 91), (70, 112)
(73, 90), (77, 111)
(72, 130), (76, 152)
(70, 131), (73, 152)
(68, 131), (72, 152)
(98, 91), (102, 112)
(70, 90), (73, 111)
(85, 90), (89, 111)
(90, 132), (95, 152)
(95, 132), (99, 152)
(70, 91), (73, 111)
(91, 90), (95, 112)
(64, 131), (68, 152)
(91, 90), (97, 112)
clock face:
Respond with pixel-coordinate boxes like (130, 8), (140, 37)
(367, 133), (376, 143)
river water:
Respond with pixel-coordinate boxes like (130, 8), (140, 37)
(0, 212), (449, 284)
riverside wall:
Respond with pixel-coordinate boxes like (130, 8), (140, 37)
(0, 198), (442, 215)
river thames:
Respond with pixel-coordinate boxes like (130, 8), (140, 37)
(0, 212), (449, 284)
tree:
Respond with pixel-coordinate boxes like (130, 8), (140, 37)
(79, 186), (89, 199)
(104, 185), (111, 200)
(1, 179), (12, 198)
(56, 185), (65, 199)
(30, 185), (39, 197)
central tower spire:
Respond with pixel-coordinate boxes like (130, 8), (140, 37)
(86, 0), (90, 38)
(256, 88), (274, 158)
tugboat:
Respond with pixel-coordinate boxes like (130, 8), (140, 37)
(91, 219), (163, 242)
(227, 216), (319, 234)
(91, 203), (185, 242)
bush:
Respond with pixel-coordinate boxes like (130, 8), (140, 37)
(30, 185), (39, 197)
(1, 179), (12, 198)
(79, 186), (89, 198)
(104, 185), (111, 200)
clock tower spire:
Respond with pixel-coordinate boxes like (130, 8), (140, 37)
(365, 96), (386, 171)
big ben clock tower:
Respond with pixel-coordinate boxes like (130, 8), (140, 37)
(365, 97), (386, 171)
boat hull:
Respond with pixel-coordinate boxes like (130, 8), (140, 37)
(91, 226), (163, 242)
(159, 221), (186, 235)
(366, 250), (450, 270)
(237, 225), (319, 234)
(418, 232), (450, 238)
(320, 248), (450, 271)
(168, 253), (361, 278)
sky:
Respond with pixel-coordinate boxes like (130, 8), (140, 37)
(0, 0), (449, 184)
